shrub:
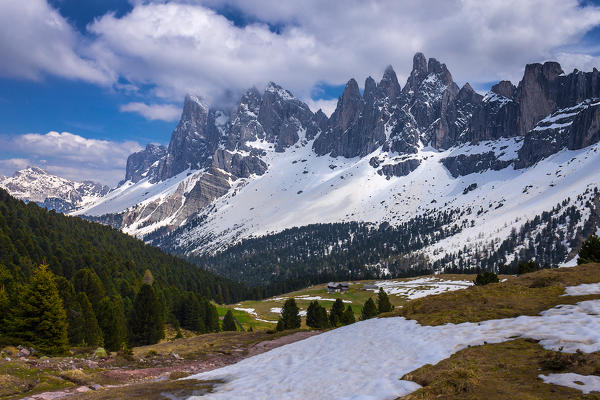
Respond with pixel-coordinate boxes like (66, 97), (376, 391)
(473, 271), (499, 286)
(517, 260), (539, 275)
(578, 234), (600, 264)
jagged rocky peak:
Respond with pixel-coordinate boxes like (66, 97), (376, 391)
(403, 52), (428, 95)
(124, 143), (167, 184)
(258, 82), (315, 151)
(491, 80), (516, 99)
(363, 76), (377, 104)
(330, 78), (363, 133)
(377, 65), (402, 100)
(154, 94), (221, 181)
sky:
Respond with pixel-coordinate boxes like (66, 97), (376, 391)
(1, 0), (600, 186)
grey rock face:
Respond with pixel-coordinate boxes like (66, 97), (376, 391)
(124, 144), (167, 184)
(568, 100), (600, 149)
(441, 152), (512, 178)
(376, 159), (421, 178)
(212, 149), (267, 178)
(155, 95), (221, 181)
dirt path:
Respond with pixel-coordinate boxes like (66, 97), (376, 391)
(22, 331), (321, 400)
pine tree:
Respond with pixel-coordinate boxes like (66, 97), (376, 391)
(279, 298), (301, 330)
(203, 300), (221, 332)
(376, 288), (394, 314)
(222, 310), (237, 331)
(0, 264), (14, 336)
(306, 301), (320, 328)
(360, 297), (378, 321)
(474, 271), (499, 286)
(97, 296), (127, 351)
(8, 264), (68, 355)
(128, 284), (164, 346)
(329, 298), (345, 327)
(340, 305), (355, 325)
(72, 268), (106, 310)
(578, 234), (600, 264)
(77, 292), (103, 347)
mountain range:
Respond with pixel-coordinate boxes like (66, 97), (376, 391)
(4, 52), (600, 283)
(0, 167), (110, 213)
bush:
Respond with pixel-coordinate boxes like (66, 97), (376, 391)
(473, 271), (499, 286)
(517, 260), (539, 275)
(578, 234), (600, 264)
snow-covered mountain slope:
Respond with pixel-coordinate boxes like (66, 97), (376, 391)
(0, 167), (110, 213)
(76, 53), (600, 274)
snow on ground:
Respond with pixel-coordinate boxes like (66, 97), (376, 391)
(294, 295), (352, 303)
(539, 373), (600, 394)
(562, 283), (600, 296)
(269, 307), (307, 317)
(188, 299), (600, 400)
(367, 277), (473, 299)
(233, 307), (277, 323)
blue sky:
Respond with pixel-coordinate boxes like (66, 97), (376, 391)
(1, 0), (600, 185)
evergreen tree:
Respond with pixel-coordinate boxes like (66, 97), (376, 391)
(222, 310), (237, 331)
(129, 284), (164, 346)
(360, 297), (378, 321)
(279, 298), (301, 330)
(0, 264), (14, 336)
(203, 300), (221, 332)
(72, 268), (106, 310)
(376, 288), (394, 314)
(517, 260), (539, 275)
(77, 292), (103, 347)
(97, 296), (127, 351)
(329, 298), (345, 327)
(306, 300), (330, 329)
(7, 264), (68, 354)
(340, 305), (355, 325)
(276, 318), (284, 332)
(578, 234), (600, 264)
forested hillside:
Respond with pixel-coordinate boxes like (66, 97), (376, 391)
(0, 189), (249, 353)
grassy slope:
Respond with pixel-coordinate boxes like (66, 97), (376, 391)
(227, 275), (478, 329)
(396, 263), (600, 399)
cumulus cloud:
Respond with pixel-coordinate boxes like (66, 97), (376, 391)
(84, 0), (600, 103)
(0, 0), (111, 84)
(1, 0), (600, 108)
(0, 132), (142, 186)
(119, 102), (181, 121)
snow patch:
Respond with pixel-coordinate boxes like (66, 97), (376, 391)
(539, 373), (600, 394)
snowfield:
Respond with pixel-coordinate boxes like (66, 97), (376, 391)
(539, 373), (600, 394)
(188, 288), (600, 399)
(366, 277), (473, 299)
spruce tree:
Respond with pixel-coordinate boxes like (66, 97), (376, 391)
(204, 300), (221, 332)
(360, 297), (378, 321)
(77, 292), (103, 347)
(329, 298), (345, 327)
(97, 296), (127, 351)
(129, 284), (164, 346)
(306, 301), (320, 329)
(0, 264), (14, 336)
(72, 268), (105, 310)
(222, 310), (237, 331)
(340, 305), (355, 325)
(280, 298), (301, 330)
(8, 264), (68, 355)
(578, 234), (600, 264)
(376, 288), (394, 314)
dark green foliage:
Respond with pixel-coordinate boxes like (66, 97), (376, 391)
(76, 292), (103, 347)
(329, 298), (345, 327)
(96, 296), (127, 351)
(72, 268), (105, 310)
(306, 300), (329, 329)
(474, 271), (500, 286)
(277, 298), (301, 331)
(204, 300), (221, 333)
(340, 305), (355, 325)
(517, 260), (540, 275)
(376, 288), (394, 314)
(128, 284), (164, 346)
(578, 234), (600, 264)
(222, 310), (237, 331)
(6, 264), (68, 354)
(360, 297), (378, 321)
(276, 318), (284, 332)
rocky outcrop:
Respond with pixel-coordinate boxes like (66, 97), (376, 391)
(441, 152), (512, 177)
(212, 150), (267, 178)
(155, 95), (221, 181)
(375, 158), (421, 178)
(124, 144), (166, 183)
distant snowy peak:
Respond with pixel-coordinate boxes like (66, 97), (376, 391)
(0, 167), (110, 213)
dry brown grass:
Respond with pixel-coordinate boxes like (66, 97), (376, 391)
(389, 264), (600, 325)
(400, 339), (600, 399)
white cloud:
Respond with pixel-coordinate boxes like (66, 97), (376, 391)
(1, 0), (600, 107)
(0, 0), (111, 84)
(0, 132), (142, 186)
(119, 102), (181, 121)
(83, 0), (600, 103)
(304, 98), (338, 117)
